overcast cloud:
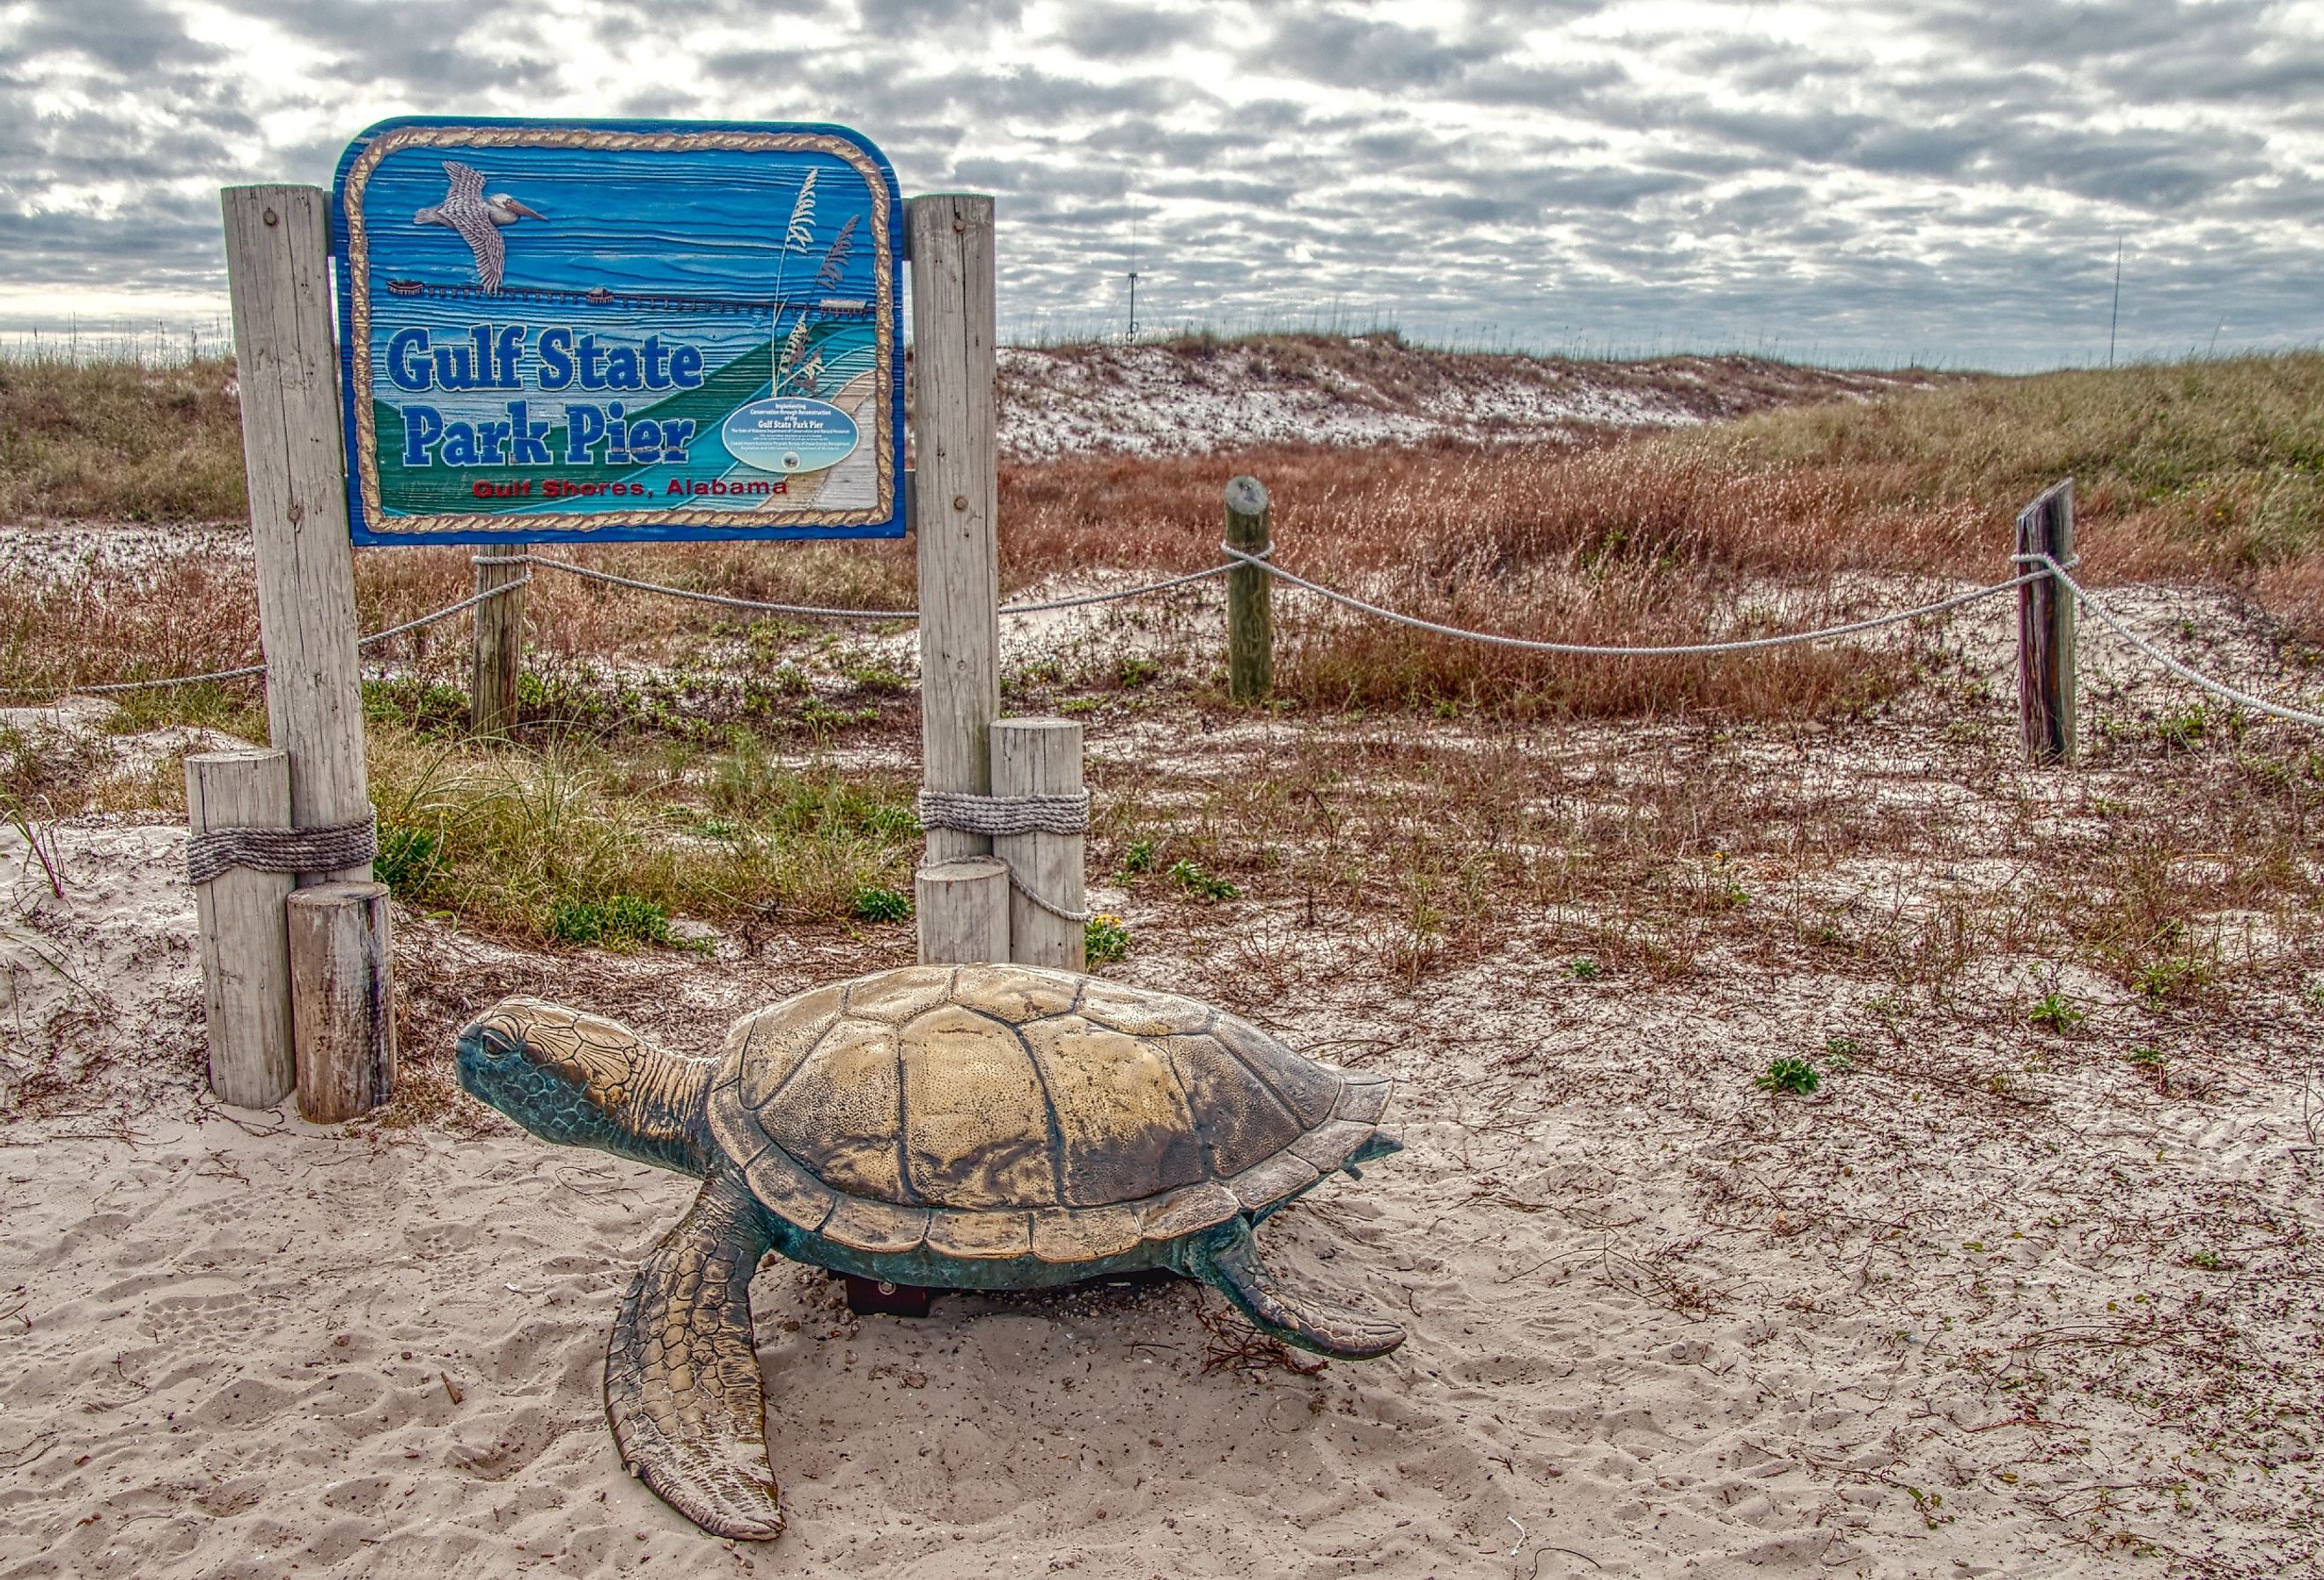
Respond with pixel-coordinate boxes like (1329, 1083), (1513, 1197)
(0, 0), (2317, 368)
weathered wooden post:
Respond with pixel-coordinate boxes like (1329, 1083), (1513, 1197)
(186, 749), (294, 1107)
(223, 183), (390, 1113)
(910, 191), (1003, 964)
(915, 858), (1010, 964)
(2017, 478), (2078, 764)
(470, 555), (526, 736)
(992, 717), (1085, 969)
(288, 882), (395, 1123)
(1225, 474), (1273, 702)
(225, 187), (374, 882)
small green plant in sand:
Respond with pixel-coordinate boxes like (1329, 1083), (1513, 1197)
(2154, 704), (2211, 752)
(1168, 857), (1239, 902)
(2029, 992), (2087, 1033)
(1824, 1034), (1860, 1068)
(1565, 958), (1602, 981)
(372, 821), (445, 900)
(548, 894), (688, 950)
(1754, 1057), (1820, 1096)
(852, 886), (911, 923)
(1118, 837), (1158, 877)
(1085, 913), (1130, 966)
(2136, 955), (2212, 1005)
(1701, 851), (1748, 909)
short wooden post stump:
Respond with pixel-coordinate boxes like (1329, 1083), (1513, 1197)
(992, 717), (1085, 970)
(915, 857), (1009, 966)
(187, 749), (295, 1108)
(289, 881), (396, 1122)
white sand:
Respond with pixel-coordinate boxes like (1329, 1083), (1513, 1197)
(995, 342), (1943, 459)
(0, 801), (2316, 1576)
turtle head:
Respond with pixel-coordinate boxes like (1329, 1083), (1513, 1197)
(457, 996), (714, 1175)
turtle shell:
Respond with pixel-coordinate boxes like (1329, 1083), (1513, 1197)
(703, 965), (1392, 1265)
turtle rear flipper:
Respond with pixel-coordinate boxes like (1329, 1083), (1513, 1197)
(1189, 1217), (1405, 1360)
(605, 1172), (784, 1540)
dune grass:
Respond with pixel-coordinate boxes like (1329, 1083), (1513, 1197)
(365, 725), (920, 940)
(0, 354), (245, 522)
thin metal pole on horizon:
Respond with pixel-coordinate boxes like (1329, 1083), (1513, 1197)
(2107, 235), (2123, 368)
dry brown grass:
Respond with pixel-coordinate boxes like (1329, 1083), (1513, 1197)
(0, 558), (260, 700)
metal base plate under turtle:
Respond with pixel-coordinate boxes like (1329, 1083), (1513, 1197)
(842, 1275), (934, 1317)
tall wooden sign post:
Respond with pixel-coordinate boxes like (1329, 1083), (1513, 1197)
(908, 193), (1012, 965)
(204, 186), (388, 1116)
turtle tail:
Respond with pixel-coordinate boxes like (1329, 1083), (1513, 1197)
(1187, 1216), (1405, 1361)
(605, 1172), (784, 1540)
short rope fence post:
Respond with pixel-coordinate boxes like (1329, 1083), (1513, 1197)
(471, 555), (528, 736)
(289, 881), (395, 1123)
(187, 749), (294, 1108)
(991, 717), (1085, 969)
(1225, 474), (1273, 702)
(2017, 478), (2078, 764)
(915, 857), (1011, 965)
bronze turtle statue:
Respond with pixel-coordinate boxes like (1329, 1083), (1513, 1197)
(456, 963), (1402, 1540)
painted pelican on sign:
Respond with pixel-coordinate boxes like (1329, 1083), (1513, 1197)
(414, 161), (543, 292)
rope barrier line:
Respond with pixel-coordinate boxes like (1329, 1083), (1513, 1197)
(357, 572), (533, 649)
(524, 555), (921, 621)
(519, 552), (1239, 621)
(1000, 560), (1240, 614)
(35, 541), (2324, 731)
(82, 662), (268, 695)
(2027, 555), (2324, 730)
(73, 574), (534, 696)
(1221, 544), (2048, 658)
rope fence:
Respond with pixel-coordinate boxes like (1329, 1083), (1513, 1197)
(2027, 554), (2324, 731)
(20, 497), (2324, 738)
(78, 572), (534, 696)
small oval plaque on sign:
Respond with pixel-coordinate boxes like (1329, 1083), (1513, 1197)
(721, 398), (860, 474)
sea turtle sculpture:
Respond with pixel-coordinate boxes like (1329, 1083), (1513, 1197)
(455, 963), (1402, 1540)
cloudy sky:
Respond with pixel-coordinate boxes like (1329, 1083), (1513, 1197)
(3, 0), (2318, 368)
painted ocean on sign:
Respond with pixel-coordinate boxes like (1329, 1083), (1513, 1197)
(334, 121), (901, 545)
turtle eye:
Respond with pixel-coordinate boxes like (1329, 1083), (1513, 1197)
(476, 1024), (523, 1061)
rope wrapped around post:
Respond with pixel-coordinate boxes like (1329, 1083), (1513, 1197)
(915, 790), (1093, 921)
(185, 814), (379, 887)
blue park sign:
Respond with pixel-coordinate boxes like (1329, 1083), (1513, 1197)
(331, 118), (905, 546)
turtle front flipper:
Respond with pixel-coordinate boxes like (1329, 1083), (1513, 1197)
(1188, 1216), (1406, 1360)
(605, 1171), (784, 1540)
